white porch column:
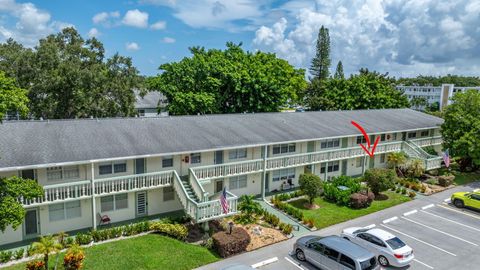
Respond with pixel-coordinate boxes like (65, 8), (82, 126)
(362, 155), (367, 175)
(261, 145), (268, 200)
(91, 163), (97, 230)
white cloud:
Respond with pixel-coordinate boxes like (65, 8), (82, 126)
(0, 0), (70, 46)
(87, 28), (100, 38)
(122, 9), (149, 28)
(253, 0), (480, 77)
(92, 11), (120, 26)
(162, 37), (175, 43)
(150, 20), (166, 30)
(126, 42), (140, 51)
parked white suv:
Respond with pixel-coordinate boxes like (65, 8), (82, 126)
(341, 227), (414, 267)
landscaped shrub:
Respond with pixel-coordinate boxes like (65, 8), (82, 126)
(401, 188), (407, 195)
(364, 168), (396, 196)
(409, 191), (416, 198)
(149, 222), (188, 240)
(299, 173), (323, 205)
(26, 245), (35, 257)
(26, 260), (45, 270)
(420, 185), (427, 193)
(395, 187), (401, 193)
(0, 250), (12, 263)
(350, 193), (370, 209)
(406, 159), (426, 178)
(75, 232), (92, 245)
(426, 179), (438, 185)
(14, 248), (24, 260)
(323, 175), (361, 205)
(422, 146), (437, 156)
(212, 227), (250, 258)
(263, 212), (280, 227)
(279, 223), (293, 235)
(438, 175), (455, 187)
(302, 218), (315, 228)
(63, 245), (85, 270)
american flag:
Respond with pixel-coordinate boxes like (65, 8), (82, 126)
(443, 149), (450, 168)
(220, 187), (229, 214)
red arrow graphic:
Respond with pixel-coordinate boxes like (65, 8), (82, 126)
(351, 120), (380, 158)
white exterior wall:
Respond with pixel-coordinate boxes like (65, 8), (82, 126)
(147, 189), (183, 215)
(0, 227), (23, 246)
(39, 199), (93, 236)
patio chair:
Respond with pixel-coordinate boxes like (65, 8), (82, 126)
(97, 213), (111, 225)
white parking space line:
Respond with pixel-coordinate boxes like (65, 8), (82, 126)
(413, 259), (434, 269)
(284, 257), (306, 270)
(382, 216), (398, 224)
(403, 210), (418, 216)
(444, 198), (451, 203)
(421, 204), (435, 210)
(420, 210), (480, 232)
(380, 224), (457, 256)
(251, 257), (278, 268)
(364, 224), (376, 229)
(401, 216), (479, 246)
(438, 204), (480, 220)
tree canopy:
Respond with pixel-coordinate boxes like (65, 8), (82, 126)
(334, 61), (344, 79)
(310, 26), (331, 81)
(397, 75), (480, 87)
(299, 173), (323, 205)
(441, 89), (480, 170)
(0, 71), (29, 121)
(305, 69), (409, 111)
(147, 43), (306, 115)
(0, 27), (143, 119)
(0, 176), (43, 232)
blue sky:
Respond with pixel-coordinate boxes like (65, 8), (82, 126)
(1, 0), (479, 77)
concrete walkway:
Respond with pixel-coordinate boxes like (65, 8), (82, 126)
(257, 199), (310, 236)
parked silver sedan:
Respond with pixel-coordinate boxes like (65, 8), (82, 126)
(293, 235), (379, 270)
(341, 227), (414, 267)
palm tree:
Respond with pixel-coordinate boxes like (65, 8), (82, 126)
(407, 159), (425, 178)
(33, 235), (62, 270)
(55, 231), (69, 248)
(238, 195), (262, 215)
(387, 152), (407, 175)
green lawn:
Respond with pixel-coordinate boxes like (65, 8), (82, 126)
(4, 234), (219, 270)
(438, 168), (480, 185)
(289, 191), (410, 229)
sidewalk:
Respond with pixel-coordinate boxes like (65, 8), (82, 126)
(257, 199), (310, 236)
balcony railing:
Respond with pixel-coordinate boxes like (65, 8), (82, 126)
(191, 159), (264, 182)
(20, 180), (92, 206)
(409, 136), (443, 147)
(425, 157), (443, 170)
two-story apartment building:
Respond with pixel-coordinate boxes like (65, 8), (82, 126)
(0, 109), (444, 247)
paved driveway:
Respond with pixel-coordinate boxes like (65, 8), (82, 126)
(197, 181), (480, 270)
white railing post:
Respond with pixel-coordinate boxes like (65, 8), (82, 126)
(262, 144), (268, 200)
(91, 163), (97, 230)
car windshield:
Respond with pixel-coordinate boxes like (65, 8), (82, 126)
(386, 237), (406, 250)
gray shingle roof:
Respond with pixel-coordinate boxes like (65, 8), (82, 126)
(0, 109), (443, 169)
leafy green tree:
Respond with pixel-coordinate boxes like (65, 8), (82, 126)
(310, 26), (331, 80)
(406, 159), (425, 177)
(410, 96), (427, 110)
(334, 61), (344, 79)
(299, 173), (323, 205)
(387, 152), (407, 175)
(364, 168), (396, 196)
(0, 27), (142, 119)
(397, 75), (480, 87)
(426, 101), (440, 112)
(306, 69), (409, 111)
(148, 43), (306, 115)
(0, 71), (29, 121)
(0, 176), (43, 232)
(442, 90), (480, 170)
(236, 195), (263, 224)
(32, 235), (62, 270)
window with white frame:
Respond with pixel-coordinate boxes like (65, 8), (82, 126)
(100, 194), (128, 212)
(420, 130), (429, 137)
(272, 143), (296, 155)
(272, 168), (295, 182)
(407, 132), (417, 139)
(163, 187), (174, 201)
(229, 148), (247, 159)
(229, 175), (247, 190)
(320, 161), (340, 173)
(99, 162), (127, 175)
(190, 153), (201, 164)
(49, 201), (81, 222)
(320, 139), (340, 149)
(162, 156), (173, 167)
(47, 166), (80, 181)
(380, 134), (386, 142)
(356, 136), (367, 144)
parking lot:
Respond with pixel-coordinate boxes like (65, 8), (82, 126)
(258, 200), (480, 270)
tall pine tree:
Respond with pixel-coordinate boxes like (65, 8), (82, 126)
(334, 60), (344, 79)
(310, 26), (331, 80)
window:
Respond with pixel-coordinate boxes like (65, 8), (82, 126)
(420, 130), (429, 137)
(138, 109), (145, 116)
(163, 186), (175, 201)
(272, 168), (295, 182)
(229, 148), (247, 159)
(380, 134), (386, 142)
(114, 162), (127, 173)
(47, 167), (62, 181)
(99, 164), (113, 175)
(386, 237), (406, 250)
(356, 136), (367, 144)
(320, 161), (340, 173)
(323, 246), (340, 261)
(310, 242), (324, 253)
(49, 201), (81, 222)
(162, 156), (173, 167)
(321, 139), (340, 149)
(356, 157), (363, 168)
(99, 162), (127, 175)
(101, 194), (128, 212)
(339, 254), (355, 270)
(272, 143), (296, 155)
(407, 132), (417, 139)
(380, 154), (386, 164)
(190, 153), (201, 164)
(63, 166), (80, 179)
(229, 175), (247, 190)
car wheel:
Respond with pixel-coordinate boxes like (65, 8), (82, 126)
(378, 255), (389, 267)
(296, 249), (306, 261)
(343, 237), (350, 241)
(454, 199), (464, 208)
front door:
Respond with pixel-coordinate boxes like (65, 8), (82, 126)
(215, 180), (224, 193)
(136, 191), (148, 217)
(265, 172), (270, 192)
(135, 158), (145, 174)
(214, 151), (223, 164)
(24, 208), (39, 239)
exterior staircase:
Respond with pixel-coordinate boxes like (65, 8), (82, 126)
(402, 141), (443, 170)
(180, 175), (200, 202)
